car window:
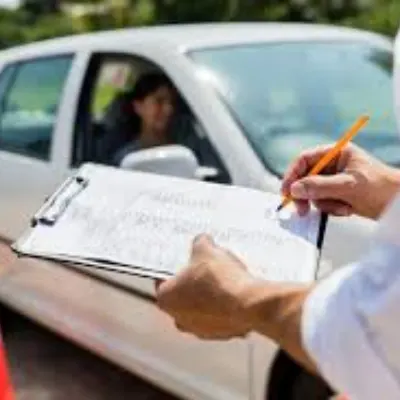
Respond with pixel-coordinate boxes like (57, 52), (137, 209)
(0, 55), (73, 161)
(0, 65), (16, 100)
(91, 60), (135, 122)
(72, 56), (140, 166)
(190, 42), (398, 176)
(73, 53), (231, 184)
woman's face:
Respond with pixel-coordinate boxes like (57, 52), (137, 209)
(133, 85), (175, 134)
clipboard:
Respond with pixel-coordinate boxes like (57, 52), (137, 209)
(31, 175), (89, 227)
(13, 164), (329, 283)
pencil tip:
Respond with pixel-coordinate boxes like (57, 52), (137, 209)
(276, 204), (283, 213)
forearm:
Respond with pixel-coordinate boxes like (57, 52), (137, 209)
(239, 282), (317, 373)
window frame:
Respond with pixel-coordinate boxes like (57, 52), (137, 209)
(0, 53), (74, 162)
(72, 53), (139, 166)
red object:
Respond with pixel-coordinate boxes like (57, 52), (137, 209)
(0, 339), (14, 400)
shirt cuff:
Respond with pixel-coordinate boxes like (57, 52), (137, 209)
(301, 265), (400, 399)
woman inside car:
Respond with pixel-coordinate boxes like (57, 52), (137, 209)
(111, 72), (177, 166)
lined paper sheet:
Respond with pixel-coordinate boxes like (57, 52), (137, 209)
(16, 164), (321, 282)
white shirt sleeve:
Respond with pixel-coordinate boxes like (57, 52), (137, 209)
(302, 195), (400, 400)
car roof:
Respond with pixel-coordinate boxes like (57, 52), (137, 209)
(1, 22), (392, 58)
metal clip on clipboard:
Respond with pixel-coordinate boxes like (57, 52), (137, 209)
(31, 176), (89, 227)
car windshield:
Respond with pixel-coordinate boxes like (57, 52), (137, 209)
(189, 41), (399, 176)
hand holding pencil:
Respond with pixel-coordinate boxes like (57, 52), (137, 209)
(280, 115), (400, 220)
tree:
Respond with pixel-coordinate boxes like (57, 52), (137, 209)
(21, 0), (62, 14)
(343, 0), (400, 36)
(0, 0), (393, 52)
(0, 8), (27, 47)
(148, 0), (293, 23)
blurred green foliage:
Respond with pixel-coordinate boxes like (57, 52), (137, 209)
(0, 0), (397, 49)
(344, 0), (400, 36)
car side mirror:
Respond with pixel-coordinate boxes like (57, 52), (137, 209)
(119, 145), (207, 180)
(195, 165), (220, 181)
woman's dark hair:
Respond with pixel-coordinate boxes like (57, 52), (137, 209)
(103, 72), (175, 142)
(129, 72), (174, 102)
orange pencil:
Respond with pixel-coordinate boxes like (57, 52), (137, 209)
(276, 114), (370, 212)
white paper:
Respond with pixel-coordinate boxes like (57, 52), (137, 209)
(16, 164), (321, 283)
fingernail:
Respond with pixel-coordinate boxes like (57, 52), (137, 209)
(291, 182), (308, 199)
(193, 234), (214, 247)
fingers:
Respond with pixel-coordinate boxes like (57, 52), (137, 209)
(175, 321), (185, 331)
(191, 234), (216, 261)
(156, 277), (179, 312)
(293, 198), (353, 217)
(282, 145), (336, 196)
(158, 234), (217, 311)
(290, 173), (357, 201)
(173, 319), (248, 340)
(294, 199), (310, 217)
(193, 233), (215, 248)
(154, 279), (163, 291)
(313, 199), (353, 217)
(193, 331), (247, 340)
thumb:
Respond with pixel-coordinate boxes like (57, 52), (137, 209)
(191, 234), (216, 260)
(290, 173), (356, 201)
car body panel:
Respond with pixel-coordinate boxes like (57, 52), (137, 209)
(0, 251), (249, 400)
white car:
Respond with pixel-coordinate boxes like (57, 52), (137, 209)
(0, 23), (397, 400)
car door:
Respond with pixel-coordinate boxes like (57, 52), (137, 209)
(0, 54), (75, 240)
(67, 51), (250, 400)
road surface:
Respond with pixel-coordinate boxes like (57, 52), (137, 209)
(2, 309), (178, 400)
